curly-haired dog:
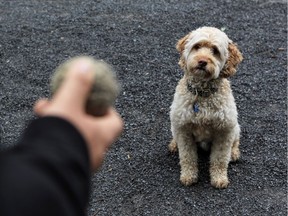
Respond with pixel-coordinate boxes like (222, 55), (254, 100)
(169, 27), (243, 188)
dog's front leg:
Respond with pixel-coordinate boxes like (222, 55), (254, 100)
(209, 132), (234, 189)
(176, 127), (198, 186)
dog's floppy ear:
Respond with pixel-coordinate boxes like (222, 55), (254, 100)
(176, 33), (190, 53)
(176, 33), (191, 69)
(220, 42), (243, 78)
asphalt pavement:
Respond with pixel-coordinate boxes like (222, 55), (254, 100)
(0, 0), (287, 215)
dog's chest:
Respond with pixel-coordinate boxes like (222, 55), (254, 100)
(171, 92), (230, 130)
(177, 97), (222, 122)
(182, 100), (221, 141)
(192, 104), (221, 131)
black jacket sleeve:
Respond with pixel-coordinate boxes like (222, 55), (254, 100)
(0, 117), (91, 216)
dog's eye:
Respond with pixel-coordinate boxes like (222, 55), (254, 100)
(212, 47), (220, 56)
(193, 44), (201, 50)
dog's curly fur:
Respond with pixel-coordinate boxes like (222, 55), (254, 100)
(169, 27), (243, 188)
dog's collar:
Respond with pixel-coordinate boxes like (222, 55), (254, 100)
(187, 81), (218, 97)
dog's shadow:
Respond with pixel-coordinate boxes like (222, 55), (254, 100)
(196, 147), (211, 184)
(191, 147), (239, 185)
(168, 146), (211, 185)
(168, 144), (240, 186)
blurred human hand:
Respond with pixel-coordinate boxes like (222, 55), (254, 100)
(33, 58), (123, 171)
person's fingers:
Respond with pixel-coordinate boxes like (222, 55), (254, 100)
(85, 108), (123, 145)
(52, 58), (95, 111)
(102, 108), (123, 134)
(100, 108), (123, 142)
(33, 99), (50, 116)
(109, 109), (123, 135)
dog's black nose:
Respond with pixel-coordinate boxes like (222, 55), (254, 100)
(198, 60), (207, 68)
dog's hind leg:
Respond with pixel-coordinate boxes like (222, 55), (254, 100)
(231, 124), (240, 162)
(168, 139), (178, 153)
(231, 139), (240, 162)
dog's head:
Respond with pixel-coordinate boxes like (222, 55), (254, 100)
(176, 27), (243, 81)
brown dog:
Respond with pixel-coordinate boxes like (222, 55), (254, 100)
(169, 27), (243, 188)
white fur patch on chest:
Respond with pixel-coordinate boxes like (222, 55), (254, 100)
(171, 94), (225, 125)
(170, 89), (237, 142)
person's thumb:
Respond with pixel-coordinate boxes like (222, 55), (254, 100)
(51, 59), (95, 112)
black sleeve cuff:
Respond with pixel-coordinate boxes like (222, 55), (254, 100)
(0, 117), (91, 216)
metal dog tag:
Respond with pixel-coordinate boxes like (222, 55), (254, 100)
(193, 102), (199, 113)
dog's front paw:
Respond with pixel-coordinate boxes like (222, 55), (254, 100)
(210, 163), (229, 188)
(168, 139), (178, 153)
(180, 173), (198, 186)
(211, 176), (229, 189)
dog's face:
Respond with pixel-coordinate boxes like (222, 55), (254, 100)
(176, 27), (243, 81)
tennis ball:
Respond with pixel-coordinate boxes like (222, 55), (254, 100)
(50, 56), (119, 116)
